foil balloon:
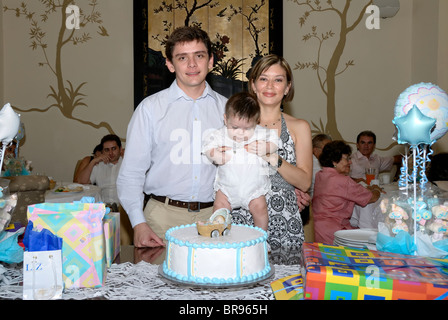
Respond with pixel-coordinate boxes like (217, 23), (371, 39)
(0, 103), (20, 175)
(15, 122), (25, 158)
(0, 103), (20, 144)
(394, 83), (448, 141)
(393, 105), (436, 145)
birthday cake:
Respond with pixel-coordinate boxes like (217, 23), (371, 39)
(162, 223), (271, 285)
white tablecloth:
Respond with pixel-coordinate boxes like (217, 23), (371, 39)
(45, 183), (102, 203)
(350, 182), (398, 229)
(0, 262), (301, 300)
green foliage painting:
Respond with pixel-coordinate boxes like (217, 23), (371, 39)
(3, 0), (117, 135)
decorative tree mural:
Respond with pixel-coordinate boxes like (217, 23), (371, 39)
(3, 0), (116, 134)
(290, 0), (373, 141)
(154, 0), (220, 27)
(148, 0), (269, 89)
(225, 0), (268, 59)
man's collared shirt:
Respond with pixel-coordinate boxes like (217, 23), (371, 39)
(117, 80), (227, 227)
(350, 150), (393, 179)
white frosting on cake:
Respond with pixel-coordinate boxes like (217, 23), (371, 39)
(162, 224), (271, 285)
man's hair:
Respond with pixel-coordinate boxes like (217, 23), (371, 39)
(165, 26), (212, 62)
(225, 92), (260, 124)
(312, 134), (332, 148)
(357, 130), (376, 144)
(101, 134), (121, 148)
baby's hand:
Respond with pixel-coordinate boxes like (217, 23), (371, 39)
(207, 146), (232, 165)
(244, 140), (277, 157)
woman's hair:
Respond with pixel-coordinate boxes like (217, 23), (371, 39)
(427, 153), (448, 182)
(225, 92), (260, 123)
(92, 144), (103, 155)
(319, 140), (352, 168)
(248, 54), (295, 103)
(165, 26), (212, 62)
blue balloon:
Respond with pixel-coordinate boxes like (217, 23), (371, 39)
(395, 83), (448, 141)
(393, 105), (436, 145)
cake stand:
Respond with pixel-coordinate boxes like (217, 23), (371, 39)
(158, 265), (275, 290)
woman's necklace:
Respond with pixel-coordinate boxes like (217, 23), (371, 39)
(261, 114), (282, 127)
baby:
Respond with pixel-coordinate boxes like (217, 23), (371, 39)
(202, 92), (278, 231)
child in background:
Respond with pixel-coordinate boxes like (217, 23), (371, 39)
(202, 92), (278, 231)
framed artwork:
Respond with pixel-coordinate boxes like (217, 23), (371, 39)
(133, 0), (283, 107)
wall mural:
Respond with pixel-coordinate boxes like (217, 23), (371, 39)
(3, 0), (117, 135)
(290, 0), (396, 150)
(134, 0), (283, 105)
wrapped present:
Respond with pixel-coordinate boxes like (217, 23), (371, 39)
(303, 243), (448, 300)
(270, 274), (304, 300)
(103, 212), (120, 267)
(27, 202), (107, 289)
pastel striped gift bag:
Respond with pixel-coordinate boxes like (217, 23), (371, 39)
(27, 202), (107, 289)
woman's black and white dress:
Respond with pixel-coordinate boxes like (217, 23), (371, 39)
(231, 115), (305, 260)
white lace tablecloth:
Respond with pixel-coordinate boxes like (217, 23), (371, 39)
(0, 262), (301, 300)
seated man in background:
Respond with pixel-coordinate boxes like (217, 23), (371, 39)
(76, 134), (133, 244)
(77, 134), (123, 208)
(350, 130), (401, 183)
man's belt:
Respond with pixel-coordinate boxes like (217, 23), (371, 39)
(150, 195), (213, 212)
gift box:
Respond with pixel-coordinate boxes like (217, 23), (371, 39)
(303, 242), (448, 300)
(271, 274), (304, 300)
(27, 202), (107, 289)
(103, 212), (120, 267)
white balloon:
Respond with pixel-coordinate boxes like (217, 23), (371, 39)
(0, 103), (20, 144)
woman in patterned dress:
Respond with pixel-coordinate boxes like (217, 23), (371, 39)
(231, 55), (313, 259)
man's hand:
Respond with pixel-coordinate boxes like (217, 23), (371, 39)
(133, 223), (165, 248)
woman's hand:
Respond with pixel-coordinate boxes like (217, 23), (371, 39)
(295, 189), (311, 211)
(366, 185), (383, 203)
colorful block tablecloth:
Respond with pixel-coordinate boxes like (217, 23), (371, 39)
(303, 243), (448, 300)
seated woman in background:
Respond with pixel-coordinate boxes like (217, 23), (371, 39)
(73, 144), (103, 183)
(427, 152), (448, 191)
(312, 140), (382, 244)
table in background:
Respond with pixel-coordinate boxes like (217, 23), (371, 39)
(45, 183), (102, 203)
(350, 182), (398, 229)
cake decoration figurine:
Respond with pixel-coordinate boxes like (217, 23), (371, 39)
(388, 204), (409, 234)
(408, 198), (432, 232)
(428, 204), (448, 241)
(196, 208), (232, 238)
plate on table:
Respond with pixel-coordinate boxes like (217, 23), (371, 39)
(334, 229), (378, 250)
(52, 184), (84, 194)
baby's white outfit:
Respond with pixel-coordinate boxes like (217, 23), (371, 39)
(202, 126), (279, 210)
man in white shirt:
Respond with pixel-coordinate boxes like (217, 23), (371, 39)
(350, 131), (401, 182)
(117, 27), (227, 248)
(77, 134), (123, 208)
